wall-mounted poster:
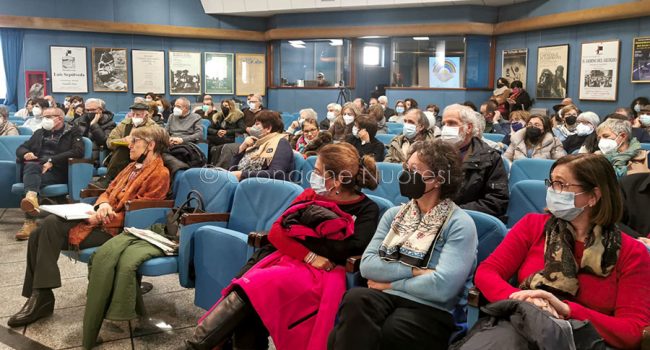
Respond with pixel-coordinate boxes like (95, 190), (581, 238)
(579, 40), (619, 101)
(25, 71), (46, 99)
(632, 37), (650, 83)
(536, 45), (569, 99)
(92, 48), (128, 92)
(169, 51), (201, 95)
(132, 50), (165, 94)
(50, 46), (88, 93)
(428, 57), (460, 88)
(236, 53), (266, 96)
(502, 48), (528, 87)
(205, 52), (234, 95)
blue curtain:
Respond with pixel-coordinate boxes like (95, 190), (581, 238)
(1, 29), (24, 110)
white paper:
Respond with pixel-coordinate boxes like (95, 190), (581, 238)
(124, 227), (178, 256)
(40, 203), (94, 220)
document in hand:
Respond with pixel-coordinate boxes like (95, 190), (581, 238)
(124, 227), (179, 256)
(40, 203), (95, 220)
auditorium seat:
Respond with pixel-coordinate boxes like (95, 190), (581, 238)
(508, 158), (554, 190)
(361, 162), (408, 205)
(506, 179), (547, 228)
(0, 135), (30, 207)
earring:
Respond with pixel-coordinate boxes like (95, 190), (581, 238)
(336, 190), (340, 195)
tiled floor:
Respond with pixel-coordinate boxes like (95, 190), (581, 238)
(0, 208), (206, 350)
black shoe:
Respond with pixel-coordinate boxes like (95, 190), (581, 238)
(7, 289), (55, 328)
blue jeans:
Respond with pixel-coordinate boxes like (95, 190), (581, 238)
(22, 161), (67, 194)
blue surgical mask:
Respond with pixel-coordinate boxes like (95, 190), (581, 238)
(309, 172), (329, 195)
(511, 121), (524, 132)
(546, 188), (586, 221)
(403, 123), (417, 139)
(396, 106), (405, 114)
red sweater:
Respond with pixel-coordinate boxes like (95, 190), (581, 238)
(475, 213), (650, 349)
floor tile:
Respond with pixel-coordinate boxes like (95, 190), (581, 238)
(0, 244), (27, 264)
(140, 274), (187, 296)
(67, 337), (133, 350)
(0, 255), (88, 289)
(132, 326), (192, 350)
(130, 290), (203, 338)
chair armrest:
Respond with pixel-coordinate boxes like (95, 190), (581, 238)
(180, 213), (230, 226)
(69, 158), (94, 165)
(126, 199), (174, 211)
(80, 188), (105, 199)
(468, 286), (481, 308)
(247, 231), (269, 248)
(345, 255), (362, 273)
(642, 326), (650, 350)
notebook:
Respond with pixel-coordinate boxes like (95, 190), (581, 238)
(40, 203), (95, 220)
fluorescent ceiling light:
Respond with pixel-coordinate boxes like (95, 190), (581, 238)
(360, 36), (387, 39)
(330, 39), (343, 46)
(290, 44), (306, 48)
(288, 40), (305, 45)
(413, 36), (430, 41)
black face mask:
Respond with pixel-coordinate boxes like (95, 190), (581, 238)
(399, 171), (434, 199)
(565, 115), (577, 125)
(525, 127), (543, 142)
(222, 107), (230, 115)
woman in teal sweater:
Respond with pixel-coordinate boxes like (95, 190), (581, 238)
(328, 139), (478, 350)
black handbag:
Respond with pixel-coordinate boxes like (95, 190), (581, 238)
(165, 190), (205, 240)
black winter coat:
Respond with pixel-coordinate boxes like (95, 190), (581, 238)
(71, 111), (116, 149)
(16, 126), (84, 175)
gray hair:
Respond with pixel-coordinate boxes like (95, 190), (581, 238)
(327, 103), (342, 112)
(378, 96), (388, 104)
(597, 118), (632, 142)
(0, 105), (7, 118)
(406, 108), (430, 129)
(473, 111), (486, 137)
(299, 108), (318, 121)
(176, 97), (191, 109)
(252, 94), (263, 106)
(134, 96), (145, 104)
(443, 104), (477, 135)
(85, 98), (106, 110)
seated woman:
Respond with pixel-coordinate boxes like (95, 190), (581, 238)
(346, 115), (386, 162)
(475, 154), (650, 349)
(387, 100), (406, 123)
(230, 110), (294, 181)
(552, 104), (579, 142)
(207, 99), (245, 164)
(185, 143), (380, 350)
(328, 140), (478, 350)
(291, 118), (331, 157)
(504, 114), (566, 162)
(492, 110), (530, 145)
(367, 104), (388, 134)
(8, 126), (170, 329)
(287, 108), (318, 136)
(562, 111), (600, 154)
(0, 105), (19, 135)
(329, 103), (358, 142)
(596, 118), (649, 178)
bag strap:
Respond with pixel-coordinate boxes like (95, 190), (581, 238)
(186, 190), (205, 212)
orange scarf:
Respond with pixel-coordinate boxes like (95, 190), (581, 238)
(68, 156), (169, 246)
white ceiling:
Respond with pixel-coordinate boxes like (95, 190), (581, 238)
(201, 0), (533, 17)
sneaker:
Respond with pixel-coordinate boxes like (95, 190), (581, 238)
(16, 219), (38, 241)
(20, 192), (40, 216)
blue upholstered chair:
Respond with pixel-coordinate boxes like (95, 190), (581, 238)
(361, 162), (408, 205)
(483, 133), (504, 143)
(508, 158), (555, 190)
(17, 126), (33, 135)
(291, 151), (306, 185)
(0, 135), (31, 207)
(506, 179), (547, 228)
(386, 122), (403, 135)
(640, 143), (650, 151)
(375, 133), (397, 146)
(299, 155), (317, 188)
(365, 194), (395, 219)
(502, 156), (511, 175)
(282, 113), (299, 130)
(192, 179), (303, 309)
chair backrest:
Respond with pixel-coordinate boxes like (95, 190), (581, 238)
(365, 194), (396, 219)
(506, 179), (547, 228)
(17, 126), (33, 135)
(483, 133), (504, 143)
(386, 122), (403, 135)
(300, 155), (317, 188)
(82, 137), (93, 159)
(465, 210), (507, 264)
(290, 151), (306, 184)
(509, 158), (554, 189)
(228, 179), (303, 233)
(361, 162), (408, 205)
(282, 113), (299, 130)
(200, 119), (210, 140)
(640, 143), (650, 151)
(501, 156), (511, 175)
(0, 135), (30, 161)
(375, 133), (397, 146)
(174, 168), (238, 213)
(113, 113), (127, 124)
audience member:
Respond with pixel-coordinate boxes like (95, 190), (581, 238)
(479, 100), (498, 133)
(596, 118), (649, 177)
(186, 143), (380, 349)
(0, 105), (19, 136)
(425, 103), (441, 127)
(367, 104), (387, 134)
(23, 99), (49, 131)
(74, 98), (116, 156)
(404, 98), (418, 111)
(287, 108), (317, 135)
(492, 77), (511, 118)
(14, 98), (34, 119)
(473, 111), (503, 150)
(552, 104), (579, 142)
(620, 172), (650, 237)
(194, 94), (217, 120)
(462, 101), (477, 112)
(329, 140), (477, 349)
(378, 95), (396, 119)
(346, 114), (386, 162)
(633, 105), (650, 142)
(44, 95), (62, 109)
(166, 97), (202, 145)
(15, 107), (84, 240)
(492, 110), (529, 145)
(8, 127), (170, 329)
(322, 103), (341, 130)
(154, 96), (171, 124)
(475, 154), (650, 349)
(207, 99), (244, 147)
(243, 94), (264, 132)
(368, 97), (379, 108)
(388, 100), (406, 123)
(291, 118), (321, 154)
(329, 103), (357, 142)
(507, 80), (532, 111)
(504, 115), (566, 161)
(612, 108), (650, 143)
(353, 98), (366, 114)
(630, 96), (649, 119)
(551, 97), (574, 114)
(385, 109), (435, 163)
(563, 111), (600, 154)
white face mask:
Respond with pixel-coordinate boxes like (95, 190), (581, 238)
(343, 114), (355, 125)
(64, 101), (70, 108)
(634, 104), (642, 113)
(309, 172), (329, 195)
(157, 106), (164, 113)
(352, 126), (359, 138)
(32, 107), (42, 117)
(249, 102), (257, 110)
(173, 107), (183, 117)
(41, 118), (55, 131)
(132, 117), (144, 127)
(575, 123), (593, 136)
(326, 112), (336, 121)
(145, 98), (153, 102)
(403, 123), (417, 139)
(546, 188), (586, 222)
(639, 114), (650, 127)
(441, 126), (462, 145)
(598, 137), (620, 155)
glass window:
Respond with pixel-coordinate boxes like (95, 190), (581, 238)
(0, 40), (6, 99)
(363, 45), (381, 66)
(277, 39), (351, 88)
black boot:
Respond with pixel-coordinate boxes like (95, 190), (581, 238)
(185, 291), (251, 350)
(8, 289), (55, 327)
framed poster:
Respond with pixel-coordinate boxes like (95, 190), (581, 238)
(632, 37), (650, 83)
(204, 52), (234, 94)
(25, 71), (46, 99)
(502, 48), (528, 87)
(236, 53), (266, 96)
(169, 51), (201, 95)
(132, 50), (165, 94)
(428, 57), (460, 88)
(50, 46), (88, 93)
(92, 48), (128, 92)
(536, 45), (569, 99)
(579, 40), (620, 101)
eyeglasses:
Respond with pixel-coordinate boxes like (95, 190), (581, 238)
(303, 128), (318, 133)
(545, 179), (584, 193)
(402, 163), (436, 180)
(42, 115), (58, 119)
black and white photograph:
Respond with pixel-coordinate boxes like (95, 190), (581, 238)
(579, 40), (619, 101)
(169, 51), (201, 95)
(92, 47), (128, 92)
(632, 36), (650, 83)
(536, 44), (569, 99)
(502, 48), (528, 87)
(50, 46), (88, 93)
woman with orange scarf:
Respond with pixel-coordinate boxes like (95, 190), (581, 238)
(8, 127), (170, 329)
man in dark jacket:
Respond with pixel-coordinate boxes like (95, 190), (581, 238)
(441, 104), (509, 221)
(15, 107), (84, 240)
(379, 96), (396, 119)
(73, 98), (115, 156)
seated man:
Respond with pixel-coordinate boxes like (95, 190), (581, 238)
(0, 105), (19, 136)
(385, 109), (436, 163)
(23, 98), (50, 132)
(8, 127), (170, 329)
(73, 98), (116, 158)
(166, 97), (202, 146)
(15, 107), (84, 240)
(441, 104), (509, 220)
(243, 94), (265, 134)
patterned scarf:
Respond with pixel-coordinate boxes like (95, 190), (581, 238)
(605, 137), (642, 178)
(379, 198), (456, 268)
(237, 132), (285, 172)
(520, 216), (621, 297)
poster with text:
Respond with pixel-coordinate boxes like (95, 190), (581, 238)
(536, 45), (569, 99)
(428, 57), (460, 88)
(502, 48), (528, 87)
(236, 53), (265, 96)
(50, 46), (88, 93)
(92, 48), (128, 92)
(205, 52), (234, 94)
(169, 51), (201, 95)
(579, 40), (619, 101)
(132, 50), (165, 94)
(632, 37), (650, 83)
